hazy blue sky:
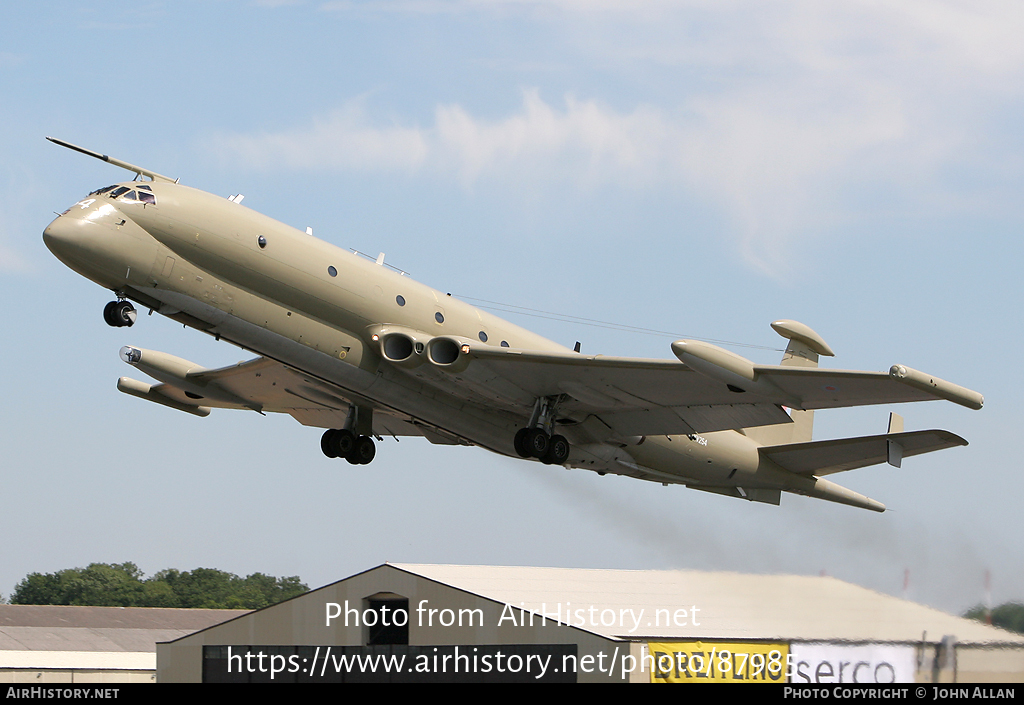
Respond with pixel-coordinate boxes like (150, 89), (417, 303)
(2, 1), (1022, 618)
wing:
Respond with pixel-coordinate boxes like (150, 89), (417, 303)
(118, 356), (430, 440)
(453, 348), (789, 435)
(119, 340), (982, 443)
(450, 345), (982, 437)
(759, 430), (968, 476)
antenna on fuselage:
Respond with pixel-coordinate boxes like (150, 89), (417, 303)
(46, 136), (177, 183)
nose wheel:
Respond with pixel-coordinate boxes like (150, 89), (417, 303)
(103, 300), (136, 327)
(321, 429), (376, 465)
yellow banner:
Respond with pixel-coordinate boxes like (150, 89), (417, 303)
(647, 641), (789, 683)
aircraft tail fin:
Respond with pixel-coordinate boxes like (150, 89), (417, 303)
(742, 320), (834, 445)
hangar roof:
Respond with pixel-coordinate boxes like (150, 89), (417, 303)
(0, 605), (248, 634)
(389, 564), (1023, 645)
(0, 605), (248, 670)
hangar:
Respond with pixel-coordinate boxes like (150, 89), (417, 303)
(157, 564), (1024, 683)
(0, 605), (247, 683)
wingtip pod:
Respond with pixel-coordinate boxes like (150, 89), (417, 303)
(889, 365), (984, 410)
(117, 377), (211, 417)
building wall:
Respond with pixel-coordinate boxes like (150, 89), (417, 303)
(0, 669), (154, 684)
(158, 566), (627, 683)
(952, 646), (1024, 683)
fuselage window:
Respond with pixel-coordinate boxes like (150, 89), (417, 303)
(328, 265), (337, 277)
(500, 341), (509, 348)
(257, 236), (267, 249)
(478, 331), (488, 342)
(396, 295), (406, 306)
(435, 312), (444, 324)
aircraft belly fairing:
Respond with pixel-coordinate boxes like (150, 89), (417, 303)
(42, 137), (983, 511)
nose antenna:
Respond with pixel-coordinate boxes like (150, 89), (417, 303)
(46, 136), (178, 184)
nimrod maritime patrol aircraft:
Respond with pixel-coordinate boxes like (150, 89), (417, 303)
(43, 137), (984, 513)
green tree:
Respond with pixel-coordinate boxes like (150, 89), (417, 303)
(233, 573), (308, 610)
(964, 602), (1024, 634)
(10, 563), (308, 609)
(159, 567), (237, 609)
(12, 563), (146, 607)
(64, 563), (147, 607)
(140, 579), (179, 608)
(10, 572), (65, 605)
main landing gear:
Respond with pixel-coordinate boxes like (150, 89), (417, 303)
(513, 395), (571, 465)
(514, 428), (570, 465)
(321, 429), (376, 465)
(103, 299), (136, 327)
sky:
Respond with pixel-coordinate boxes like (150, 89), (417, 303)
(2, 1), (1022, 621)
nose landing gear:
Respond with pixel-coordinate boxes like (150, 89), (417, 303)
(103, 299), (136, 327)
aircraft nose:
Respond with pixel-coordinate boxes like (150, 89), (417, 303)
(43, 215), (70, 247)
(42, 214), (86, 263)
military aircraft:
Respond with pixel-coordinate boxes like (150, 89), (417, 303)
(43, 137), (983, 512)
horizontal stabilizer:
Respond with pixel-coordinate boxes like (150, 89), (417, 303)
(760, 430), (967, 477)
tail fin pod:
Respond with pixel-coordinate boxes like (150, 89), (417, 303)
(774, 320), (835, 443)
(743, 320), (835, 445)
(771, 319), (835, 365)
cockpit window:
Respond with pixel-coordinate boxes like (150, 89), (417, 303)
(137, 184), (152, 192)
(89, 185), (118, 196)
(107, 187), (157, 205)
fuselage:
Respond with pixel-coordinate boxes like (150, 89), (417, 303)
(43, 178), (879, 510)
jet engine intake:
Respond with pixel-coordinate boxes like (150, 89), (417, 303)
(383, 333), (414, 362)
(369, 326), (429, 368)
(426, 336), (474, 373)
